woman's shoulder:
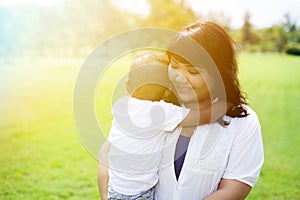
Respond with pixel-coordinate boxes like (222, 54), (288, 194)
(227, 105), (261, 134)
(228, 105), (259, 121)
(240, 105), (260, 123)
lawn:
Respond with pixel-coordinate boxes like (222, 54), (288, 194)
(238, 53), (300, 199)
(0, 53), (299, 199)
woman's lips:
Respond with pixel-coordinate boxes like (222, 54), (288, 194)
(175, 84), (193, 93)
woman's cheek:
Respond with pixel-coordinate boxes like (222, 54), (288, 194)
(168, 68), (177, 82)
(201, 72), (215, 91)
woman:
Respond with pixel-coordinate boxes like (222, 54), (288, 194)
(155, 21), (264, 199)
(98, 21), (264, 200)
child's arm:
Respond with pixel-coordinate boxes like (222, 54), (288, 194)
(97, 141), (110, 200)
(179, 101), (233, 126)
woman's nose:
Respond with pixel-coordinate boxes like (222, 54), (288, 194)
(175, 73), (187, 83)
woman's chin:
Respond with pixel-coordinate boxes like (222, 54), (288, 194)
(177, 93), (197, 104)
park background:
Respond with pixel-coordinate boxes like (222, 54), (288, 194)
(0, 0), (299, 199)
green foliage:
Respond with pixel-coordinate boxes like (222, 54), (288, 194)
(259, 26), (289, 52)
(286, 47), (300, 55)
(63, 0), (131, 47)
(283, 13), (300, 43)
(142, 0), (197, 30)
(0, 1), (131, 57)
(285, 42), (300, 53)
(241, 12), (260, 45)
(0, 0), (200, 57)
(232, 12), (300, 53)
(2, 2), (300, 55)
(231, 25), (291, 53)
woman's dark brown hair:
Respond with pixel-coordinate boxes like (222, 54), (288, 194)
(167, 21), (248, 118)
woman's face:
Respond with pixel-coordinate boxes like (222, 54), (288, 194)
(168, 57), (215, 108)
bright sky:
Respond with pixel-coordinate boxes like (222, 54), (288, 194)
(113, 0), (300, 28)
(188, 0), (300, 28)
(0, 0), (299, 28)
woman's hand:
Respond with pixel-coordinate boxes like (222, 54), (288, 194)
(203, 178), (251, 200)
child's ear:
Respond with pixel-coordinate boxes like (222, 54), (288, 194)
(163, 89), (171, 98)
(125, 79), (132, 93)
(163, 84), (174, 97)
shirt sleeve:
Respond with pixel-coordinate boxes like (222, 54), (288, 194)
(157, 100), (190, 132)
(112, 97), (189, 134)
(223, 110), (264, 187)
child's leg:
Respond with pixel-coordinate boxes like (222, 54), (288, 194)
(108, 185), (155, 200)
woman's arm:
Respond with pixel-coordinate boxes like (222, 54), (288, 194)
(97, 141), (110, 200)
(203, 178), (251, 200)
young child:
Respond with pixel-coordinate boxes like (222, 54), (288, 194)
(99, 52), (229, 200)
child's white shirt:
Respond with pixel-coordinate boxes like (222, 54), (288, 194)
(107, 96), (190, 195)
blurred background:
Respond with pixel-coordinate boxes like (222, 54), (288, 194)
(1, 0), (300, 58)
(0, 0), (299, 199)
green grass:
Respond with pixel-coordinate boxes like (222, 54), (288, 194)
(0, 53), (299, 199)
(238, 53), (300, 199)
(0, 58), (99, 199)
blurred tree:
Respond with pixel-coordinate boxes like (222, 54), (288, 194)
(284, 13), (300, 43)
(231, 13), (291, 52)
(0, 0), (132, 58)
(241, 11), (259, 45)
(260, 25), (288, 52)
(63, 0), (131, 57)
(282, 14), (300, 55)
(143, 0), (197, 30)
(284, 13), (297, 33)
(179, 0), (185, 8)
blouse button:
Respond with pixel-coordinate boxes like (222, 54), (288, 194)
(198, 159), (205, 166)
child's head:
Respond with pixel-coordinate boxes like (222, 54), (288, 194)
(126, 52), (171, 101)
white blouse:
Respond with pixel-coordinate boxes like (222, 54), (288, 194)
(155, 106), (264, 200)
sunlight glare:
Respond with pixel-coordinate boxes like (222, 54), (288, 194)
(113, 0), (150, 17)
(0, 0), (63, 7)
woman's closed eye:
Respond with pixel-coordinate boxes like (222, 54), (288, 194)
(169, 63), (178, 69)
(188, 69), (200, 74)
(188, 67), (205, 75)
(169, 60), (182, 69)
